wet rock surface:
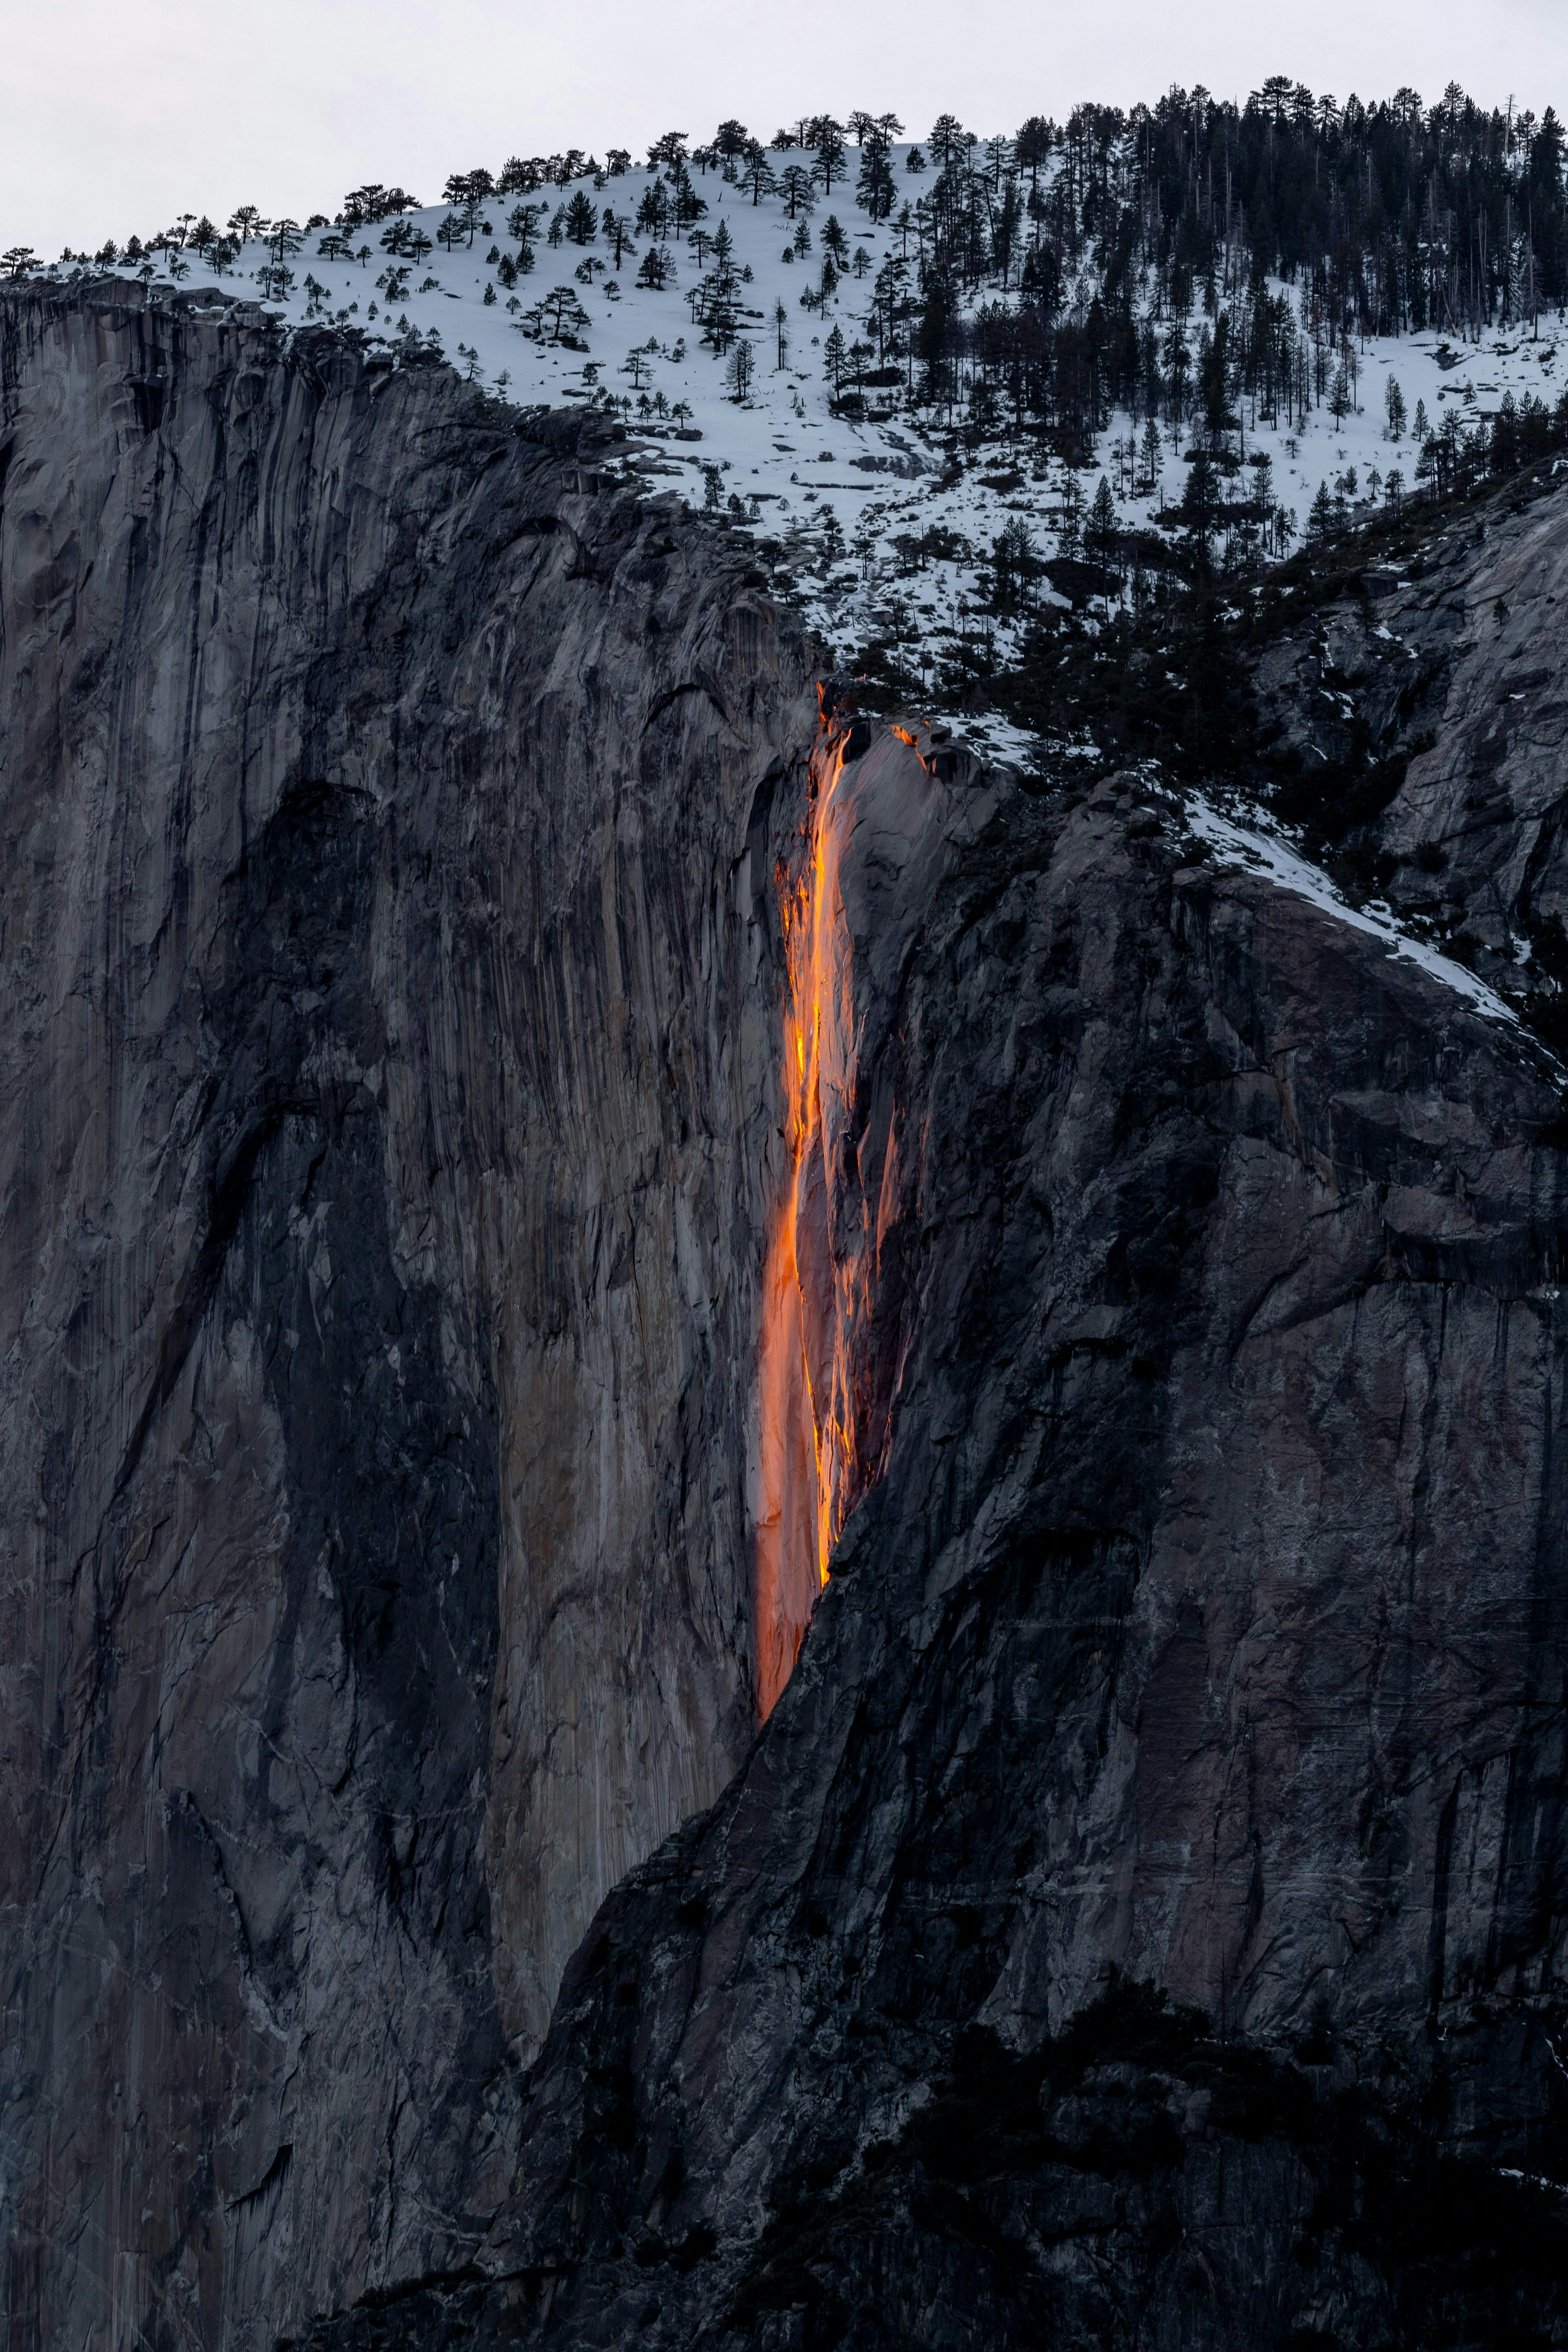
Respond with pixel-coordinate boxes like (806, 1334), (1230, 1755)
(8, 287), (1568, 2352)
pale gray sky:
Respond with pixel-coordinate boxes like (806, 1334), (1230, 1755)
(7, 0), (1568, 257)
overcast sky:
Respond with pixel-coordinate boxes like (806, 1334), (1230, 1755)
(7, 0), (1568, 257)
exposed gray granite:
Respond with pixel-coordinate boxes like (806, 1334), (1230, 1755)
(9, 285), (1568, 2352)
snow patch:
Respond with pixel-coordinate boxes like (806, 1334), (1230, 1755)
(1184, 797), (1521, 1024)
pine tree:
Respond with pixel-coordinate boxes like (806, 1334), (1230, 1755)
(810, 117), (848, 193)
(1179, 449), (1220, 563)
(443, 169), (495, 245)
(1056, 471), (1083, 555)
(726, 339), (756, 401)
(856, 133), (896, 223)
(1014, 117), (1051, 189)
(779, 165), (815, 220)
(823, 323), (848, 392)
(636, 181), (672, 241)
(741, 148), (777, 205)
(1084, 473), (1118, 563)
(601, 209), (634, 270)
(1385, 376), (1407, 438)
(565, 191), (597, 245)
(929, 114), (966, 172)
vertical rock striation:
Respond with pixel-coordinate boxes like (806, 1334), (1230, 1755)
(0, 282), (814, 2350)
(11, 282), (1568, 2352)
(335, 739), (1568, 2350)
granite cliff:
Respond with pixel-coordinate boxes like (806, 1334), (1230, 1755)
(6, 283), (1568, 2352)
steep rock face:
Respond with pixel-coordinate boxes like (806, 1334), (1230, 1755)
(0, 284), (814, 2351)
(11, 280), (1568, 2352)
(1248, 483), (1568, 964)
(319, 740), (1568, 2350)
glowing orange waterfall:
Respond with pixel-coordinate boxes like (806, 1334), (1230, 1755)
(755, 732), (864, 1719)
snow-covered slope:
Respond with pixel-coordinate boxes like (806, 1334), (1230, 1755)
(27, 137), (1568, 1030)
(43, 143), (1566, 696)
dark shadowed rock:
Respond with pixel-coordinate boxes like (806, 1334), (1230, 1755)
(0, 282), (813, 2349)
(8, 285), (1568, 2352)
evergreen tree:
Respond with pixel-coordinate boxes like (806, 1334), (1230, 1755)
(810, 117), (848, 192)
(1084, 473), (1118, 562)
(741, 148), (777, 205)
(601, 208), (634, 270)
(565, 191), (598, 245)
(856, 132), (896, 222)
(1385, 375), (1407, 438)
(636, 180), (673, 240)
(443, 169), (495, 245)
(1056, 470), (1084, 554)
(779, 165), (815, 220)
(509, 202), (544, 272)
(1014, 116), (1051, 189)
(1179, 449), (1220, 563)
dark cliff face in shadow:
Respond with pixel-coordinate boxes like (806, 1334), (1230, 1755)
(9, 284), (1568, 2352)
(376, 742), (1568, 2352)
(0, 283), (815, 2351)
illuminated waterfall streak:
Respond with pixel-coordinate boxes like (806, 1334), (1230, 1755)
(755, 736), (862, 1720)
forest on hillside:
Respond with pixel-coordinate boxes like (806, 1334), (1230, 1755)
(13, 78), (1568, 599)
